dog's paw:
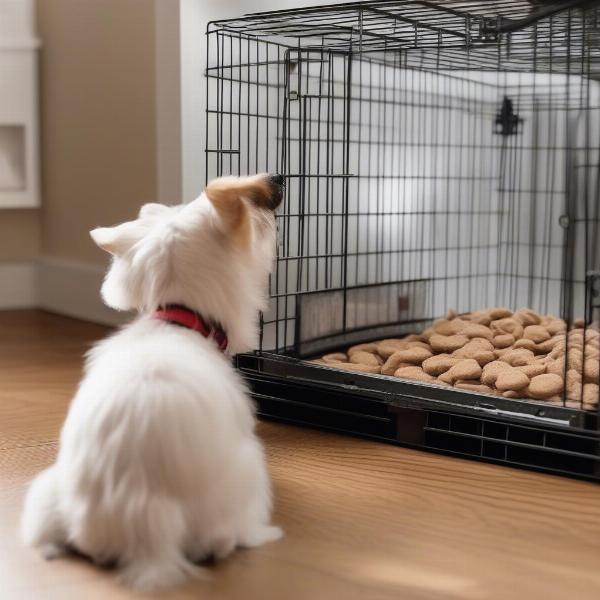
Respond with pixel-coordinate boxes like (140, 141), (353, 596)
(212, 535), (236, 560)
(40, 542), (66, 560)
(240, 525), (283, 548)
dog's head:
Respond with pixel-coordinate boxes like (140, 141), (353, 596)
(90, 174), (282, 348)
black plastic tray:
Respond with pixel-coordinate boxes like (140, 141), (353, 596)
(237, 352), (600, 482)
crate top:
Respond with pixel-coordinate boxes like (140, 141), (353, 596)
(208, 0), (600, 75)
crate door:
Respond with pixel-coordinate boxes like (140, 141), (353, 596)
(262, 50), (352, 354)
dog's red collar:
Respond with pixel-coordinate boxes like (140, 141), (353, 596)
(153, 304), (228, 352)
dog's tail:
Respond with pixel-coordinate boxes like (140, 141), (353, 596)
(116, 496), (207, 592)
(118, 553), (205, 592)
(21, 466), (67, 559)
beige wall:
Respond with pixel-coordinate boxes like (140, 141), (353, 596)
(37, 0), (157, 266)
(0, 210), (40, 262)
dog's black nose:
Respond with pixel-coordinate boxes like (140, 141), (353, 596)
(268, 174), (284, 209)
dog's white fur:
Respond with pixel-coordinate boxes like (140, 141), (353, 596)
(21, 174), (283, 591)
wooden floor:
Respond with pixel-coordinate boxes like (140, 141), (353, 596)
(2, 311), (600, 599)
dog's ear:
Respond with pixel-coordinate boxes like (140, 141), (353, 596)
(205, 175), (277, 244)
(204, 177), (259, 245)
(139, 202), (170, 219)
(90, 221), (145, 256)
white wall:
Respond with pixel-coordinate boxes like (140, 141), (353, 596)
(175, 0), (352, 203)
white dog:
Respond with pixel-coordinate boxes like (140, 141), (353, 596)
(21, 174), (284, 591)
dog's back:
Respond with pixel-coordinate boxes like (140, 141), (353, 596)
(23, 317), (280, 591)
(21, 174), (284, 591)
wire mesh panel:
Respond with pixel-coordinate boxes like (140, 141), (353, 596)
(206, 1), (600, 417)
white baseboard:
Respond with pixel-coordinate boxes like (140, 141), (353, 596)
(0, 262), (37, 309)
(37, 257), (130, 326)
(0, 258), (130, 326)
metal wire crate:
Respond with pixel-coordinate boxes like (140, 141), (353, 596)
(206, 0), (600, 480)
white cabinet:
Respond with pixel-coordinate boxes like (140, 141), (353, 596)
(0, 0), (40, 208)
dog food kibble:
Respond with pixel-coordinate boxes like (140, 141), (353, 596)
(381, 352), (410, 376)
(348, 343), (379, 356)
(523, 325), (551, 343)
(379, 338), (411, 348)
(469, 310), (493, 326)
(495, 368), (530, 392)
(516, 363), (546, 378)
(390, 347), (432, 365)
(514, 309), (542, 326)
(430, 334), (469, 353)
(376, 340), (409, 359)
(380, 347), (432, 374)
(583, 383), (599, 406)
(546, 358), (566, 377)
(455, 381), (494, 393)
(406, 340), (433, 351)
(587, 347), (600, 361)
(452, 340), (495, 366)
(349, 351), (382, 367)
(312, 307), (599, 409)
(421, 354), (460, 376)
(584, 358), (599, 383)
(527, 373), (564, 399)
(453, 319), (474, 334)
(462, 323), (493, 340)
(481, 360), (511, 386)
(568, 330), (584, 345)
(566, 369), (582, 402)
(439, 359), (482, 384)
(567, 349), (583, 373)
(587, 329), (600, 343)
(329, 361), (381, 374)
(489, 307), (513, 320)
(546, 319), (567, 335)
(534, 337), (558, 353)
(322, 352), (347, 364)
(493, 334), (515, 348)
(513, 338), (540, 352)
(471, 337), (495, 350)
(419, 327), (435, 341)
(549, 344), (566, 359)
(498, 348), (535, 367)
(491, 318), (524, 340)
(433, 319), (455, 336)
(394, 366), (435, 382)
(587, 333), (600, 346)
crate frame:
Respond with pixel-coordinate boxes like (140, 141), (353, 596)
(206, 0), (600, 480)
